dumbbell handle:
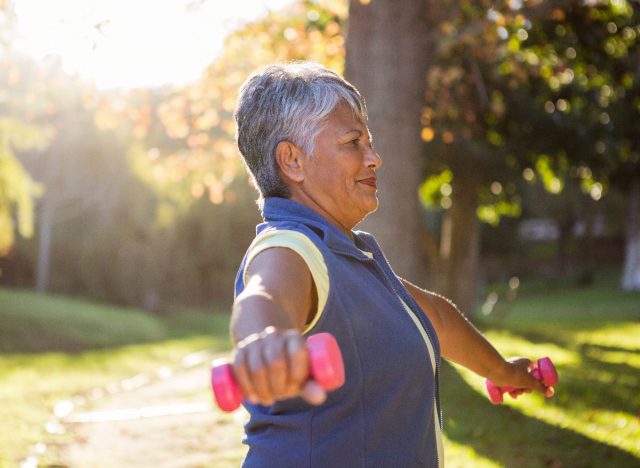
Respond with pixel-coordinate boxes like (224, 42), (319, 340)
(485, 357), (558, 405)
(211, 332), (345, 412)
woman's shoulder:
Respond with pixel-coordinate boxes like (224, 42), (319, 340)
(256, 221), (326, 248)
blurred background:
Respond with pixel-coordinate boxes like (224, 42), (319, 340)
(0, 0), (638, 466)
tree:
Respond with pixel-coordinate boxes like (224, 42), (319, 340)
(150, 0), (348, 207)
(1, 0), (352, 307)
(493, 0), (640, 289)
(135, 0), (350, 306)
(345, 0), (515, 314)
(345, 0), (640, 317)
(3, 55), (129, 294)
(0, 118), (48, 255)
(345, 0), (434, 285)
(0, 3), (51, 257)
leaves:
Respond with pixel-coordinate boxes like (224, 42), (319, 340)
(119, 0), (349, 210)
(421, 0), (640, 224)
(0, 118), (49, 254)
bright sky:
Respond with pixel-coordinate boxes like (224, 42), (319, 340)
(11, 0), (295, 89)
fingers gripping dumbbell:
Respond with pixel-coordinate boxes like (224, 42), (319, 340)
(211, 332), (345, 412)
(485, 357), (558, 405)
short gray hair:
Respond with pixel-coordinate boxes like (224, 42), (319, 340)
(235, 62), (367, 205)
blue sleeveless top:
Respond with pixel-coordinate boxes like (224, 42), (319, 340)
(234, 197), (442, 467)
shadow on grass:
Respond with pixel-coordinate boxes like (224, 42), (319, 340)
(441, 363), (639, 467)
(580, 342), (640, 354)
(486, 328), (640, 416)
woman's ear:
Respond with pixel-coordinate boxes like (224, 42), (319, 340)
(275, 141), (305, 183)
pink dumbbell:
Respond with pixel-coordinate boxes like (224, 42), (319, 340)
(211, 332), (345, 412)
(485, 357), (558, 404)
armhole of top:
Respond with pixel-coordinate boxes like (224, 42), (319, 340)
(243, 230), (329, 335)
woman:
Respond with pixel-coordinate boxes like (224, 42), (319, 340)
(230, 62), (550, 467)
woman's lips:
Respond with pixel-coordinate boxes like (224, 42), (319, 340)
(358, 177), (377, 188)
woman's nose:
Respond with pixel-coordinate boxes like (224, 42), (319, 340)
(365, 147), (382, 169)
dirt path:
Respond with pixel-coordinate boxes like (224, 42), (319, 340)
(58, 360), (248, 467)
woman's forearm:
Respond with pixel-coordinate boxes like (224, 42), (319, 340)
(429, 293), (509, 380)
(230, 289), (296, 344)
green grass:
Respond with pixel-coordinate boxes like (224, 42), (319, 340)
(443, 269), (640, 466)
(0, 288), (167, 352)
(0, 288), (232, 467)
(1, 271), (639, 467)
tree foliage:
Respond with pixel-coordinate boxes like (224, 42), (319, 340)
(147, 0), (347, 207)
(0, 0), (351, 307)
(0, 118), (49, 254)
(0, 2), (52, 256)
(421, 0), (639, 219)
(3, 0), (637, 305)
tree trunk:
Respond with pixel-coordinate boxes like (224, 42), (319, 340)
(36, 197), (54, 294)
(621, 174), (640, 291)
(440, 173), (480, 316)
(556, 215), (574, 276)
(578, 205), (595, 286)
(344, 0), (432, 284)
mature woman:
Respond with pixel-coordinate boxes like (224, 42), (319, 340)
(231, 62), (550, 467)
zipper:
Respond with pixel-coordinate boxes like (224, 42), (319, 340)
(362, 246), (444, 468)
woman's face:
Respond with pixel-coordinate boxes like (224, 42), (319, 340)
(295, 102), (382, 233)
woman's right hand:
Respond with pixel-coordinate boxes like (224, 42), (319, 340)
(232, 326), (327, 406)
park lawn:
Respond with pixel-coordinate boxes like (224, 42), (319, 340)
(1, 269), (639, 467)
(442, 270), (640, 466)
(0, 288), (232, 467)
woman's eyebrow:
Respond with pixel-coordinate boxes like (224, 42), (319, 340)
(342, 129), (363, 137)
(340, 129), (373, 145)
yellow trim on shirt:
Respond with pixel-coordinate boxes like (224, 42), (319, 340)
(400, 297), (444, 467)
(244, 230), (329, 334)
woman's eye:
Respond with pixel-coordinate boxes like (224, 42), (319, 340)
(350, 139), (359, 146)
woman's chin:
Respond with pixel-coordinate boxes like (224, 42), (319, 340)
(358, 197), (379, 219)
(368, 193), (380, 211)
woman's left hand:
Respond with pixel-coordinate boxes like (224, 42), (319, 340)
(488, 357), (553, 398)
